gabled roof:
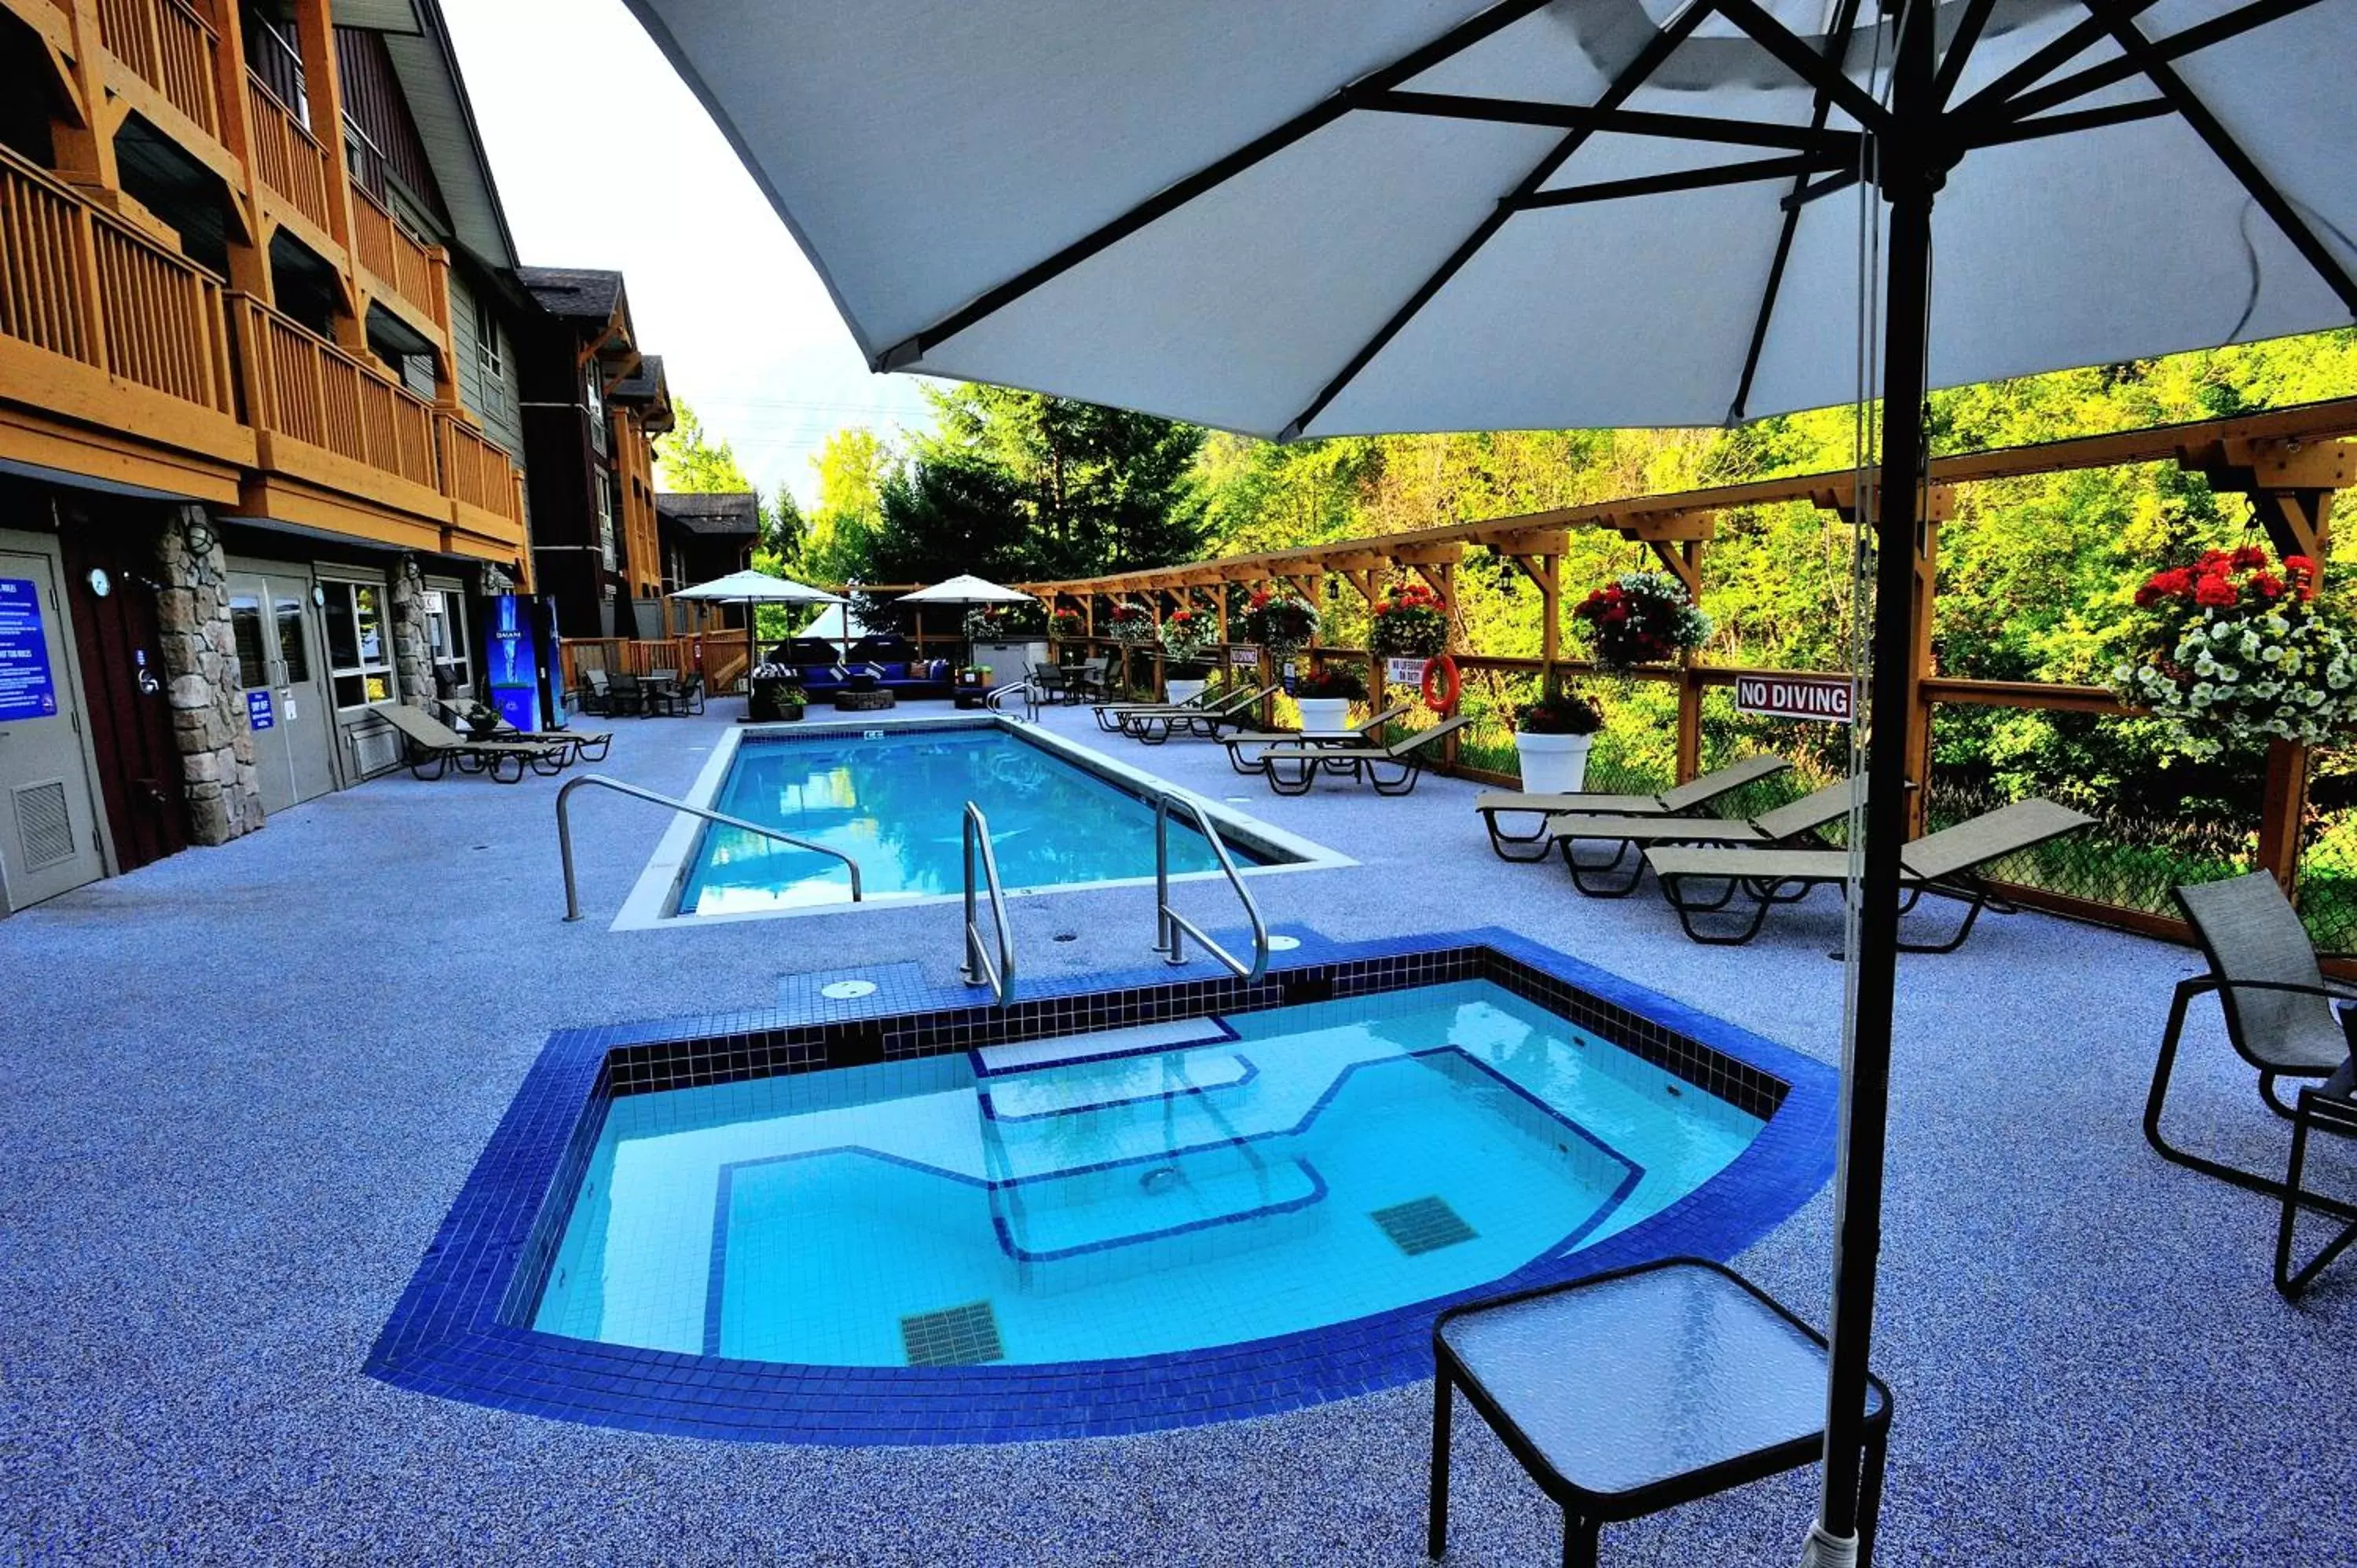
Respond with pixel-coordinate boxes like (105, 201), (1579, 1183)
(344, 0), (520, 272)
(518, 267), (626, 324)
(656, 492), (761, 536)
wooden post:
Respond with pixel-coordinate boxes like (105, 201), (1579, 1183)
(1674, 539), (1705, 785)
(1810, 484), (1952, 835)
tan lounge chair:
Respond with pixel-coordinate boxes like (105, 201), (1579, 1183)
(1474, 753), (1792, 863)
(1258, 713), (1477, 797)
(379, 702), (567, 784)
(1124, 684), (1281, 743)
(1645, 797), (2093, 949)
(1546, 775), (1865, 897)
(437, 696), (611, 764)
(1220, 703), (1412, 775)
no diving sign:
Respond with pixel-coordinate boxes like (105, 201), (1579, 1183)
(1736, 673), (1854, 724)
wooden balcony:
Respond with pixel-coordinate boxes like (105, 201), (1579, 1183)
(0, 143), (251, 491)
(97, 0), (225, 154)
(245, 70), (336, 250)
(438, 412), (527, 561)
(350, 182), (447, 344)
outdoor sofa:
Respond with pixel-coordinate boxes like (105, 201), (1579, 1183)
(765, 636), (958, 700)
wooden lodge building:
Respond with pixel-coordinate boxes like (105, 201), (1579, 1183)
(0, 0), (674, 912)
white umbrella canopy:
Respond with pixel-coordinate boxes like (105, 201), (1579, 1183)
(624, 0), (2355, 439)
(895, 573), (1038, 606)
(670, 569), (844, 604)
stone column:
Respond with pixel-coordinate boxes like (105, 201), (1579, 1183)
(389, 553), (435, 705)
(156, 507), (264, 844)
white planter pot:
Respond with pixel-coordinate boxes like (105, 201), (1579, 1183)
(1516, 731), (1593, 795)
(1296, 696), (1352, 733)
(1165, 677), (1208, 708)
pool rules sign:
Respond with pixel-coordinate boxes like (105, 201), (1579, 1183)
(1735, 673), (1855, 724)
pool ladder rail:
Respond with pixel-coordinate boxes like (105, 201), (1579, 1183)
(555, 773), (863, 921)
(961, 801), (1016, 1006)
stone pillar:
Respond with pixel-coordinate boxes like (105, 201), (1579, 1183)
(389, 553), (436, 705)
(156, 507), (264, 844)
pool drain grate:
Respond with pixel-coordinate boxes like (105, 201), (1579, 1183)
(1370, 1196), (1478, 1258)
(900, 1300), (1006, 1367)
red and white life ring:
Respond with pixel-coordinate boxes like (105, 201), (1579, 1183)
(1420, 654), (1461, 713)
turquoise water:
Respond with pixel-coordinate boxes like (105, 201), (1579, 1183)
(680, 727), (1259, 914)
(534, 981), (1764, 1366)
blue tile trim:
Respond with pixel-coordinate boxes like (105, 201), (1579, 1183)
(992, 1158), (1330, 1266)
(365, 926), (1837, 1445)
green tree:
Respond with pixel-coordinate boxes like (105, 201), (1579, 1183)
(653, 399), (751, 493)
(800, 427), (897, 584)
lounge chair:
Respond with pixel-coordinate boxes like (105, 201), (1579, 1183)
(1645, 797), (2091, 948)
(1092, 683), (1222, 731)
(1219, 703), (1412, 775)
(436, 697), (612, 764)
(1546, 775), (1865, 897)
(378, 702), (567, 783)
(1257, 713), (1477, 797)
(1124, 684), (1279, 743)
(1473, 753), (1792, 863)
(2146, 871), (2357, 1295)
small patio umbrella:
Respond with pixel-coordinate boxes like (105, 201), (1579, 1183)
(895, 574), (1042, 668)
(624, 0), (2356, 1555)
(669, 569), (845, 703)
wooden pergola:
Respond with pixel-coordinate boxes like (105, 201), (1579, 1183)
(1022, 396), (2357, 926)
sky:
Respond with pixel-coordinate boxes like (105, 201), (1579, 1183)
(441, 0), (933, 508)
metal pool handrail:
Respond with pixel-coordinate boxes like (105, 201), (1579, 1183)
(962, 801), (1016, 1006)
(986, 679), (1037, 722)
(555, 774), (863, 921)
(1153, 791), (1270, 982)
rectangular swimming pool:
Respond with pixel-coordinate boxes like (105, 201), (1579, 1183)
(658, 720), (1335, 918)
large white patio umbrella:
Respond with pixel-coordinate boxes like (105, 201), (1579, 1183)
(670, 568), (844, 698)
(896, 573), (1041, 664)
(624, 0), (2356, 1555)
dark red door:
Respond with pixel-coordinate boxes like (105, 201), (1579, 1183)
(59, 517), (189, 871)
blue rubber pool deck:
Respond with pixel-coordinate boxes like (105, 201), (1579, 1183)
(2, 700), (2352, 1565)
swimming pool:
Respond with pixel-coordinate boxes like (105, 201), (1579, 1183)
(640, 719), (1337, 921)
(534, 980), (1760, 1365)
(370, 932), (1838, 1442)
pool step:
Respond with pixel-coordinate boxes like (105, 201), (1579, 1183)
(973, 1018), (1233, 1077)
(979, 1051), (1255, 1122)
(991, 1149), (1326, 1264)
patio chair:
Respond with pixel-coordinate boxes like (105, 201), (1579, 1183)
(1219, 703), (1412, 775)
(1644, 797), (2091, 950)
(1257, 713), (1476, 797)
(1123, 684), (1278, 743)
(378, 702), (566, 784)
(1094, 683), (1226, 732)
(577, 668), (622, 716)
(435, 697), (612, 764)
(1071, 654), (1115, 702)
(607, 670), (647, 716)
(648, 672), (706, 716)
(1474, 753), (1793, 863)
(1547, 775), (1865, 898)
(2147, 871), (2357, 1295)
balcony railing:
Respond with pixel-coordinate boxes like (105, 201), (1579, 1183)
(0, 144), (231, 414)
(350, 184), (443, 332)
(233, 294), (437, 492)
(97, 0), (222, 139)
(438, 412), (523, 526)
(246, 71), (333, 236)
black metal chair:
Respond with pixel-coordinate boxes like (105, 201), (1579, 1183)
(1430, 1258), (1891, 1567)
(2150, 872), (2357, 1291)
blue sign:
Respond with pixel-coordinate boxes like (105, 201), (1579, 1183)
(247, 690), (276, 731)
(0, 577), (60, 723)
(489, 593), (543, 732)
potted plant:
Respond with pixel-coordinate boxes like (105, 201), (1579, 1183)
(1514, 687), (1604, 794)
(1572, 569), (1713, 672)
(2112, 546), (2357, 757)
(749, 662), (805, 722)
(955, 664), (992, 687)
(1291, 665), (1365, 733)
(1158, 606), (1217, 705)
(1370, 581), (1450, 658)
(1050, 606), (1085, 642)
(1241, 588), (1319, 658)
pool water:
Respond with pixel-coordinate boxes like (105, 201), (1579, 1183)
(533, 980), (1764, 1365)
(680, 727), (1261, 914)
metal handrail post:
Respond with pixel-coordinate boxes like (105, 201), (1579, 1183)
(1155, 792), (1178, 962)
(1151, 790), (1269, 982)
(556, 773), (862, 921)
(962, 801), (1015, 1005)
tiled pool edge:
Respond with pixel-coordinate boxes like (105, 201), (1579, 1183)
(364, 927), (1838, 1445)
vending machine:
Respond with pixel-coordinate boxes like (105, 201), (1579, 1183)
(486, 593), (566, 732)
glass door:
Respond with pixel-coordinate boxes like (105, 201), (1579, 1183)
(229, 573), (336, 815)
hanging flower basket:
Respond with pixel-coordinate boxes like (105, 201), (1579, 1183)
(1370, 581), (1450, 658)
(1158, 606), (1216, 676)
(2112, 547), (2357, 758)
(1106, 603), (1157, 644)
(1573, 569), (1712, 672)
(1241, 588), (1319, 656)
(1049, 607), (1085, 640)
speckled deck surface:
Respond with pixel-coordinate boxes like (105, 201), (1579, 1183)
(3, 701), (2351, 1565)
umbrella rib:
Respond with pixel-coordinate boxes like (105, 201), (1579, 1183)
(1959, 94), (2173, 149)
(1930, 0), (2003, 108)
(2077, 0), (2357, 319)
(870, 0), (1559, 372)
(1512, 155), (1849, 210)
(1354, 90), (1857, 155)
(1728, 0), (1867, 425)
(1277, 0), (1720, 442)
(1710, 0), (1893, 135)
(1972, 0), (2332, 130)
(1945, 0), (2168, 123)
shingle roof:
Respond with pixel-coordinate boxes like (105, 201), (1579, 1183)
(656, 492), (761, 535)
(609, 353), (665, 403)
(516, 266), (624, 322)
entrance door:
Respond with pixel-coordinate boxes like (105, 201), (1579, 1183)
(0, 545), (105, 910)
(228, 573), (335, 815)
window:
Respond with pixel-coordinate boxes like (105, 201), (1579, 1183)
(585, 364), (608, 455)
(229, 593), (269, 688)
(424, 588), (471, 696)
(322, 580), (394, 709)
(596, 476), (618, 571)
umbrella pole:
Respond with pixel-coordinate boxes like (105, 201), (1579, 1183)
(1812, 2), (1934, 1560)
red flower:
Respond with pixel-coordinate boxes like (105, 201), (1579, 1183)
(2254, 573), (2286, 600)
(2194, 573), (2238, 608)
(2230, 544), (2269, 570)
(2285, 555), (2315, 576)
